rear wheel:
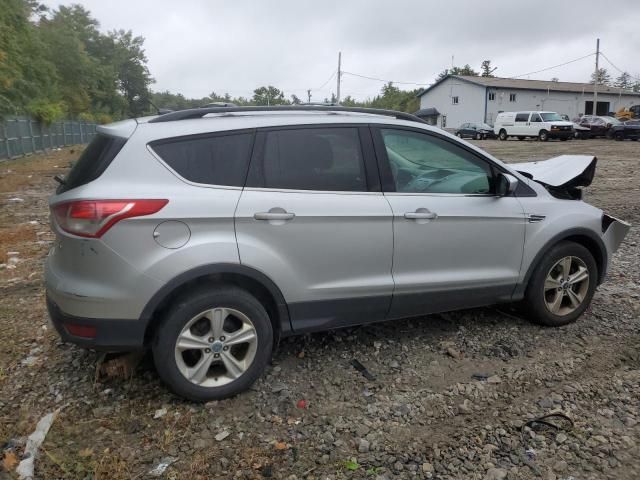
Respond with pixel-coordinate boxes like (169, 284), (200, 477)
(522, 241), (597, 327)
(538, 130), (549, 142)
(153, 287), (273, 401)
(498, 129), (508, 141)
(456, 132), (463, 138)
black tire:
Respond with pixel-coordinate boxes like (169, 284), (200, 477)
(522, 241), (597, 327)
(614, 132), (624, 141)
(517, 136), (524, 141)
(498, 129), (508, 141)
(538, 130), (549, 142)
(153, 286), (273, 401)
(475, 132), (482, 140)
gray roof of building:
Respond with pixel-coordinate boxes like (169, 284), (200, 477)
(417, 75), (640, 97)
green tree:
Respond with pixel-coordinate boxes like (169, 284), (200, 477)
(590, 68), (611, 86)
(253, 86), (288, 105)
(436, 64), (479, 81)
(614, 72), (632, 90)
(480, 60), (496, 77)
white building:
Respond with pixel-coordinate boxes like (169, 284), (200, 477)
(415, 75), (640, 129)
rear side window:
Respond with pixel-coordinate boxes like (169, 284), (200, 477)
(249, 128), (366, 192)
(151, 132), (254, 186)
(57, 134), (126, 193)
(515, 113), (529, 122)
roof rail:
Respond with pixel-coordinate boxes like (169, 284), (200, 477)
(147, 105), (427, 124)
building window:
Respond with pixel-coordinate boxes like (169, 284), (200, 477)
(488, 92), (496, 101)
(452, 96), (459, 105)
(509, 93), (517, 102)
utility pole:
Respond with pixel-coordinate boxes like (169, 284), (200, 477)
(336, 51), (342, 104)
(307, 89), (311, 103)
(593, 38), (600, 115)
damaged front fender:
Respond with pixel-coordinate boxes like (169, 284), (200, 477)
(602, 214), (631, 255)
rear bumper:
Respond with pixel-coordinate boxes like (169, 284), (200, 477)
(46, 295), (146, 350)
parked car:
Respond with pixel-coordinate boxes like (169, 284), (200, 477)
(46, 105), (629, 401)
(494, 111), (574, 141)
(609, 119), (640, 141)
(575, 115), (621, 139)
(455, 122), (495, 140)
(572, 122), (591, 139)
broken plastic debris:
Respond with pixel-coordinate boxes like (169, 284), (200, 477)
(350, 359), (376, 381)
(16, 409), (60, 480)
(153, 408), (167, 419)
(148, 456), (178, 477)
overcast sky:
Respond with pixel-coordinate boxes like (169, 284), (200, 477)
(41, 0), (640, 101)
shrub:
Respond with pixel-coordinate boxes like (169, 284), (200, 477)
(95, 113), (114, 124)
(27, 99), (65, 124)
(78, 112), (95, 123)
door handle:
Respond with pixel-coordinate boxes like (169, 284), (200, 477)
(404, 211), (437, 220)
(254, 211), (295, 221)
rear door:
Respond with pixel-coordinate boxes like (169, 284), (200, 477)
(235, 125), (394, 332)
(372, 126), (525, 319)
(514, 112), (531, 136)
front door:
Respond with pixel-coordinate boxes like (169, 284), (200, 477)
(514, 112), (531, 136)
(372, 126), (526, 319)
(235, 125), (394, 332)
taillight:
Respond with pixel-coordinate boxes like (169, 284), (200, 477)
(52, 199), (168, 238)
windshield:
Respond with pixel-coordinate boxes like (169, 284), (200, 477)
(540, 112), (564, 122)
(603, 117), (621, 125)
(480, 123), (493, 129)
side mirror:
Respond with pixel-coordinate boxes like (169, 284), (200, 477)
(496, 173), (518, 197)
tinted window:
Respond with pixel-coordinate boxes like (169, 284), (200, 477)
(381, 129), (493, 194)
(530, 113), (542, 122)
(58, 134), (126, 193)
(515, 113), (529, 122)
(151, 132), (254, 186)
(255, 128), (366, 191)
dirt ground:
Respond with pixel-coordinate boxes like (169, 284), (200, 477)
(0, 139), (638, 480)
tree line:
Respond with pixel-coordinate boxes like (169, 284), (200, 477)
(1, 0), (152, 123)
(2, 1), (637, 124)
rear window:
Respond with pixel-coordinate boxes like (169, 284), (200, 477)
(150, 132), (254, 187)
(248, 127), (367, 192)
(57, 134), (126, 193)
(515, 113), (530, 122)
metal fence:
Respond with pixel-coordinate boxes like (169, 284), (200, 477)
(0, 116), (98, 160)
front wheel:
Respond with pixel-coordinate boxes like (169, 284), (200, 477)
(475, 132), (482, 140)
(498, 129), (508, 141)
(522, 241), (597, 327)
(538, 130), (549, 142)
(153, 287), (273, 401)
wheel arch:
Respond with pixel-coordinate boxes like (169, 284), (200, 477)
(515, 228), (607, 299)
(141, 264), (292, 346)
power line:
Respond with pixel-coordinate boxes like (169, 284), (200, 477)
(599, 52), (640, 82)
(311, 70), (337, 91)
(479, 52), (597, 84)
(342, 71), (431, 86)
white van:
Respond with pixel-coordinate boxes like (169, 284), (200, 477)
(493, 111), (574, 141)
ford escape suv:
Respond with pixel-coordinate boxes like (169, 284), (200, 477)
(45, 106), (630, 401)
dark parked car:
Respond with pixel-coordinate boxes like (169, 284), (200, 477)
(455, 122), (495, 140)
(610, 120), (640, 141)
(575, 115), (621, 139)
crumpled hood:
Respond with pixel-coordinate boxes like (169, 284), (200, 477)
(514, 155), (597, 188)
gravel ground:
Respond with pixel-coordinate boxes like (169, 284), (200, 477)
(0, 138), (638, 480)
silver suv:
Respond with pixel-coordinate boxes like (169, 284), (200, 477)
(45, 106), (630, 401)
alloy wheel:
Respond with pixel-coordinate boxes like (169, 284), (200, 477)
(543, 256), (590, 316)
(174, 307), (258, 387)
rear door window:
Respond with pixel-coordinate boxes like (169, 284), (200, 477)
(150, 131), (254, 187)
(248, 127), (367, 192)
(515, 113), (529, 122)
(57, 134), (126, 193)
